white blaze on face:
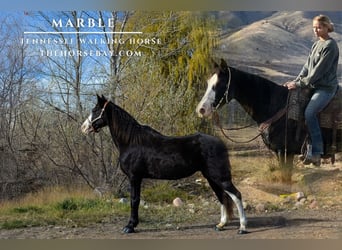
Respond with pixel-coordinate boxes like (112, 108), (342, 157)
(81, 114), (93, 134)
(196, 73), (218, 117)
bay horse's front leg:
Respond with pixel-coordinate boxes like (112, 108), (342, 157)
(122, 178), (142, 233)
(278, 151), (294, 183)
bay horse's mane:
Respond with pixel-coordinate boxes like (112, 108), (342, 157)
(107, 101), (163, 147)
(227, 66), (289, 123)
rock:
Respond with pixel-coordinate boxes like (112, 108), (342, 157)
(309, 200), (318, 209)
(119, 198), (128, 204)
(140, 200), (149, 209)
(306, 195), (316, 203)
(173, 197), (183, 207)
(255, 203), (265, 213)
(195, 178), (203, 184)
(296, 192), (305, 201)
(242, 201), (250, 210)
(294, 201), (304, 208)
(188, 208), (195, 214)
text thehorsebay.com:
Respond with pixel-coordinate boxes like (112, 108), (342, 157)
(22, 17), (162, 57)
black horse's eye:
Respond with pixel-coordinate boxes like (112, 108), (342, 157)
(92, 105), (100, 112)
(212, 85), (216, 91)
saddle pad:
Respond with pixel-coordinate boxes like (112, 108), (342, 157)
(287, 88), (312, 121)
(287, 86), (342, 129)
(320, 87), (342, 129)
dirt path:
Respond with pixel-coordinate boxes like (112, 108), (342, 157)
(0, 208), (341, 239)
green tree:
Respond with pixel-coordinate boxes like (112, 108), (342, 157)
(117, 11), (217, 135)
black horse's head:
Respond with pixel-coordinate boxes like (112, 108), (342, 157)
(196, 59), (231, 117)
(81, 94), (109, 134)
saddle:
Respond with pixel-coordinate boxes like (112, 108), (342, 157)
(287, 87), (342, 164)
(287, 86), (342, 129)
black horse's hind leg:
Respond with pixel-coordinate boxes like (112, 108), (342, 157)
(204, 174), (247, 234)
(122, 178), (142, 233)
(204, 179), (228, 230)
(222, 181), (248, 234)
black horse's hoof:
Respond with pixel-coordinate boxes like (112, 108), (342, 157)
(238, 230), (248, 235)
(122, 226), (135, 233)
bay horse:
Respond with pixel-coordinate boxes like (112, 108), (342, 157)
(81, 94), (247, 234)
(196, 58), (341, 173)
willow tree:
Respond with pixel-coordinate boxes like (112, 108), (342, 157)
(117, 11), (218, 135)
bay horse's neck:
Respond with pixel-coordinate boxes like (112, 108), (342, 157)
(106, 102), (161, 150)
(230, 67), (288, 124)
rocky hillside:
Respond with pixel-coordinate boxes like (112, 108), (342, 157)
(215, 11), (342, 84)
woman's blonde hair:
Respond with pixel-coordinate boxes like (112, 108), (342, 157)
(313, 14), (334, 33)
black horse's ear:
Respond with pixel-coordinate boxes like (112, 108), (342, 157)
(96, 94), (107, 106)
(211, 58), (219, 68)
(220, 58), (228, 72)
(96, 94), (102, 103)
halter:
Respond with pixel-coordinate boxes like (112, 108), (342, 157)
(213, 66), (231, 111)
(89, 101), (109, 129)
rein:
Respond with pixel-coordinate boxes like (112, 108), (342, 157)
(212, 66), (289, 144)
(213, 112), (262, 143)
(214, 106), (288, 144)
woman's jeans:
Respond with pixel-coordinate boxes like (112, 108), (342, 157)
(305, 87), (337, 155)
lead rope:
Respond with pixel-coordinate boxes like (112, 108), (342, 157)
(284, 91), (291, 164)
(213, 112), (262, 144)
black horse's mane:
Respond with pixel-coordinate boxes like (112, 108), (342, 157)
(107, 101), (163, 147)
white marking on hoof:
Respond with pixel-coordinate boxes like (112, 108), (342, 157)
(215, 222), (225, 231)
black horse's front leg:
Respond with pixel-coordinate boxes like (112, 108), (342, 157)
(122, 179), (142, 233)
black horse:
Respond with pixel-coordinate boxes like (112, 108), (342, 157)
(196, 59), (341, 172)
(81, 94), (247, 234)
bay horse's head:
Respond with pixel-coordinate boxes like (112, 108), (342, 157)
(196, 59), (231, 117)
(81, 94), (109, 134)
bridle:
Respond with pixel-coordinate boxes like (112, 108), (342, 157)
(211, 66), (260, 143)
(88, 101), (109, 131)
(212, 67), (288, 150)
(213, 66), (231, 111)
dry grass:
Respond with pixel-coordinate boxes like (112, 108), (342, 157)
(0, 186), (96, 210)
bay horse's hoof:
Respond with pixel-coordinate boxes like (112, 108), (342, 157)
(238, 230), (248, 234)
(122, 226), (135, 233)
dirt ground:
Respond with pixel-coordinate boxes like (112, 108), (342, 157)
(0, 154), (341, 239)
(0, 209), (341, 239)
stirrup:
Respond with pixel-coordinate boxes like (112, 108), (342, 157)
(303, 155), (321, 166)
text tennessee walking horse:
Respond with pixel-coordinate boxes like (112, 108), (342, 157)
(81, 94), (247, 234)
(196, 59), (341, 172)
